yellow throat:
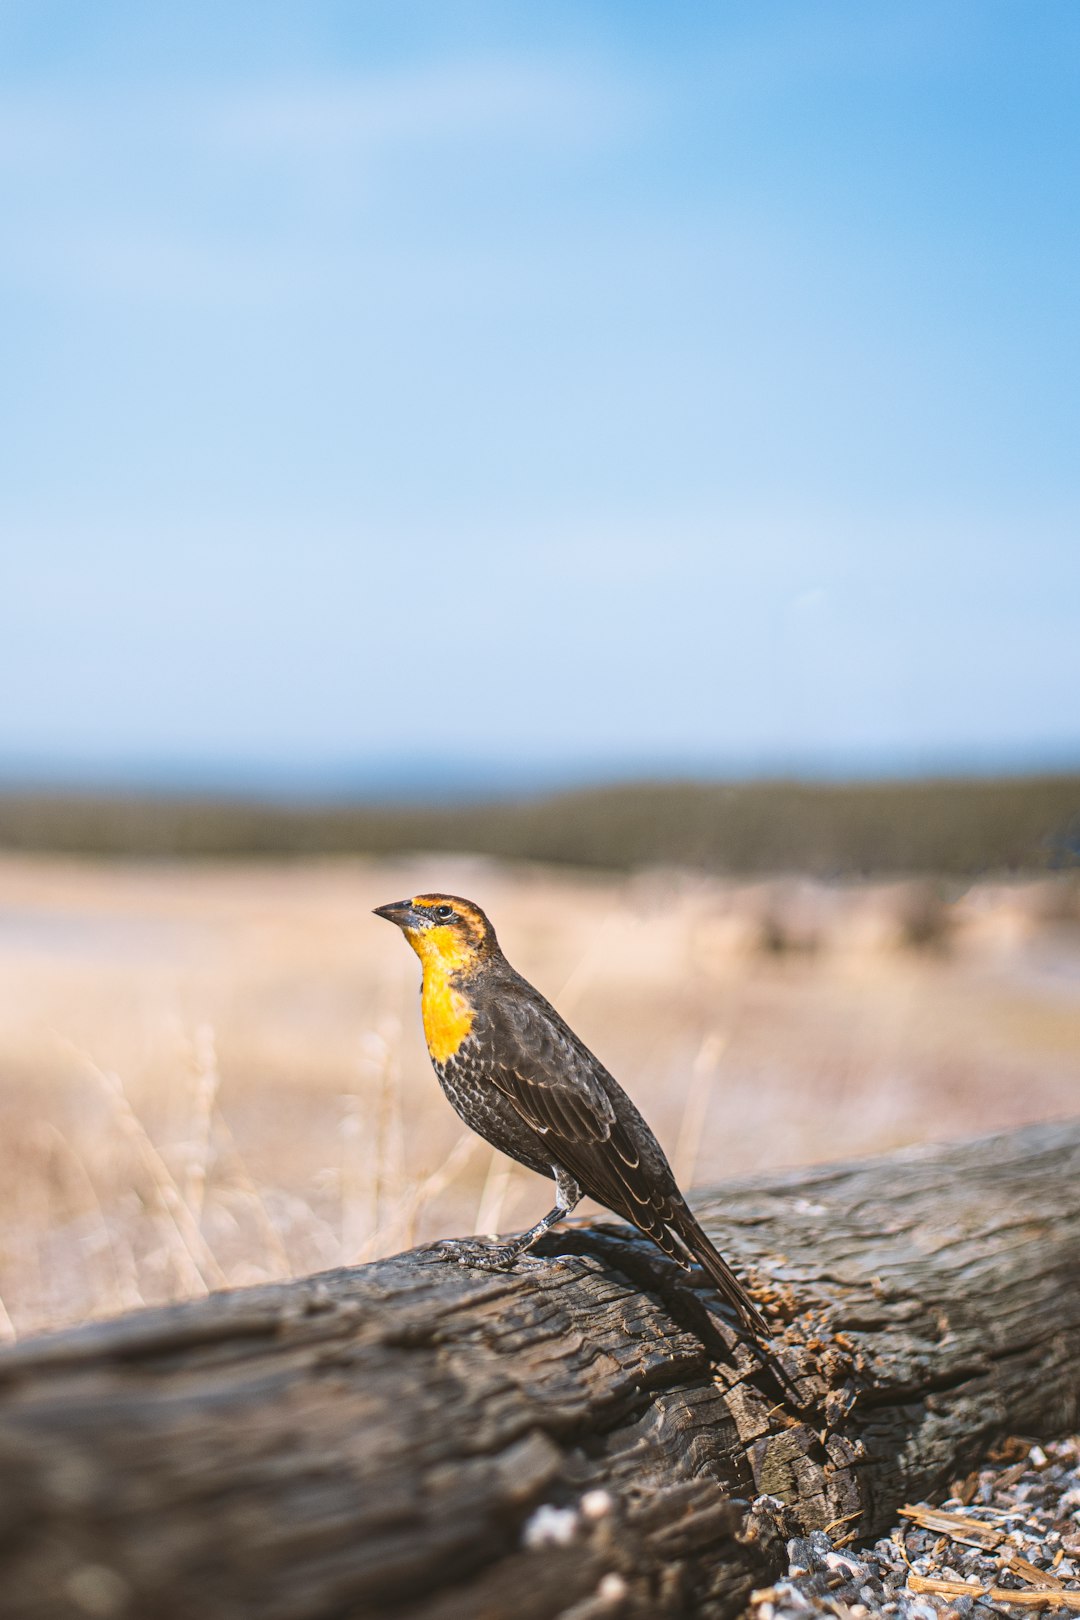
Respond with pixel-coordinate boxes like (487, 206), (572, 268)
(406, 924), (476, 1064)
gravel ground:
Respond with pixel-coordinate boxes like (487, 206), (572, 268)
(750, 1437), (1080, 1618)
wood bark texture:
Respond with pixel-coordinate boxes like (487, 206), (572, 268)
(1, 1120), (1078, 1620)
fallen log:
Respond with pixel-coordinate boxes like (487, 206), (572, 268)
(1, 1120), (1077, 1620)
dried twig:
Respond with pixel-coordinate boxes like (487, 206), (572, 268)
(899, 1502), (1005, 1550)
(907, 1574), (1080, 1609)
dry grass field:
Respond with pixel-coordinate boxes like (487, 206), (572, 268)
(0, 853), (1077, 1341)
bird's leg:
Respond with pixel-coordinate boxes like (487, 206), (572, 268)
(437, 1167), (582, 1272)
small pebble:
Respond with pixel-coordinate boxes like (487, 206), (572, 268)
(747, 1434), (1080, 1618)
(522, 1503), (578, 1549)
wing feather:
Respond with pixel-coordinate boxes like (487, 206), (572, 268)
(480, 988), (675, 1229)
(475, 980), (769, 1337)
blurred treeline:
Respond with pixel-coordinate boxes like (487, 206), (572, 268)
(0, 775), (1078, 875)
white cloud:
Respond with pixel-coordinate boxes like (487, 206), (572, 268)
(207, 56), (638, 159)
(0, 52), (644, 304)
(0, 53), (639, 184)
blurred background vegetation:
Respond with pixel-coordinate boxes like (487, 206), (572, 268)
(1, 773), (1077, 874)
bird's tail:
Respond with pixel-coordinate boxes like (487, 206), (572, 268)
(669, 1203), (771, 1339)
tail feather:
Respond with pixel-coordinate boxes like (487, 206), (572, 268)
(669, 1205), (770, 1338)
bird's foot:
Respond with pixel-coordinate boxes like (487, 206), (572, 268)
(432, 1238), (546, 1273)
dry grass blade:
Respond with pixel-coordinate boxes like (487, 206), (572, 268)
(672, 1031), (727, 1188)
(338, 1090), (368, 1261)
(356, 1131), (479, 1262)
(67, 1045), (227, 1293)
(474, 1145), (516, 1238)
(398, 1131), (479, 1251)
(363, 1016), (406, 1250)
(210, 1110), (293, 1276)
(907, 1574), (1080, 1609)
(183, 1024), (220, 1223)
(900, 1502), (1005, 1549)
(550, 908), (627, 1015)
(34, 1122), (143, 1317)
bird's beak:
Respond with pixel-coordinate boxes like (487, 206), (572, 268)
(373, 899), (415, 928)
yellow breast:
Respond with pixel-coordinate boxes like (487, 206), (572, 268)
(420, 964), (475, 1064)
(402, 920), (479, 1064)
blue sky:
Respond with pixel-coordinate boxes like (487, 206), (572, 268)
(1, 1), (1078, 790)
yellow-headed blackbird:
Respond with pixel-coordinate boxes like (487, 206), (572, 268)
(375, 892), (769, 1338)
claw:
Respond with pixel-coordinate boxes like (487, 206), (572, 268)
(432, 1239), (548, 1273)
(456, 1248), (517, 1272)
(432, 1238), (514, 1270)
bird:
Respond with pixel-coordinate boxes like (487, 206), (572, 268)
(374, 892), (769, 1338)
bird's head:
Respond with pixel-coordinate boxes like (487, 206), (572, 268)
(373, 893), (498, 974)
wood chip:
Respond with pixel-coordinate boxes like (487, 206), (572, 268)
(899, 1503), (1005, 1550)
(909, 1574), (1080, 1609)
(1002, 1552), (1066, 1592)
(823, 1509), (863, 1535)
(951, 1470), (981, 1506)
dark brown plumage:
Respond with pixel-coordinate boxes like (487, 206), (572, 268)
(374, 892), (769, 1339)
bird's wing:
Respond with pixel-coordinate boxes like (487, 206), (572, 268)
(484, 992), (616, 1142)
(481, 989), (675, 1239)
(482, 984), (770, 1337)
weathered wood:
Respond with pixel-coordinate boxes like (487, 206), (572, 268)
(1, 1121), (1078, 1620)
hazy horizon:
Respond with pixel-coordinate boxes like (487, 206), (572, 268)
(2, 742), (1079, 806)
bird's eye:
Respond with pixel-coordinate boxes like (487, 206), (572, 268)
(434, 904), (455, 921)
